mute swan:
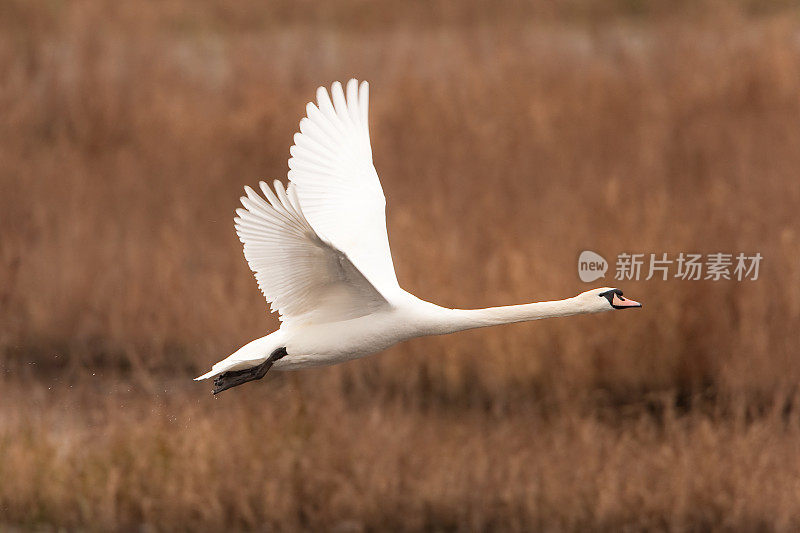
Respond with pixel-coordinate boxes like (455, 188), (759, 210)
(196, 79), (642, 394)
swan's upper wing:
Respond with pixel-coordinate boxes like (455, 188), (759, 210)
(235, 180), (390, 324)
(287, 79), (401, 297)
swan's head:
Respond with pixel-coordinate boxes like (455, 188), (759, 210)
(578, 287), (642, 312)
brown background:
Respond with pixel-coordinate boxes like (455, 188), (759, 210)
(1, 0), (799, 530)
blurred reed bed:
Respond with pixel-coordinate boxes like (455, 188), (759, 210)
(1, 0), (800, 529)
(2, 0), (798, 403)
(3, 380), (800, 530)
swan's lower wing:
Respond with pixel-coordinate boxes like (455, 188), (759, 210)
(235, 180), (390, 324)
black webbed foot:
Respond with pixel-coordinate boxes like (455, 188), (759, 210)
(212, 347), (288, 395)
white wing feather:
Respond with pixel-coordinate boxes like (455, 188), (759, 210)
(288, 79), (401, 296)
(235, 180), (390, 324)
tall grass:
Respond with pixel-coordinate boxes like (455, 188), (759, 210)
(3, 380), (800, 530)
(1, 0), (800, 529)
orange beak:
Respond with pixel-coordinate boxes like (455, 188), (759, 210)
(612, 293), (642, 309)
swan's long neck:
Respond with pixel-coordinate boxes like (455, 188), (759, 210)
(426, 296), (594, 336)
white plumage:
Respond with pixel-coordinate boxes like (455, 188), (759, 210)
(196, 79), (641, 393)
(235, 180), (388, 324)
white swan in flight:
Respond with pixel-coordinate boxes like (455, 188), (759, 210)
(196, 79), (642, 394)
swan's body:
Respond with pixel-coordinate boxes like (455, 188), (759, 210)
(196, 79), (641, 393)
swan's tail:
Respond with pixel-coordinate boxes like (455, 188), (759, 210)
(194, 367), (225, 381)
(194, 333), (282, 383)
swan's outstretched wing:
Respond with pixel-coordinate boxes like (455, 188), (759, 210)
(235, 180), (390, 324)
(287, 79), (401, 297)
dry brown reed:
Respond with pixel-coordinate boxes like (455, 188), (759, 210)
(1, 0), (800, 530)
